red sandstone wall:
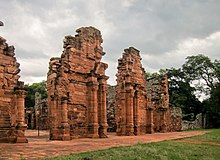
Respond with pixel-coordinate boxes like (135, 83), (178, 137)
(47, 26), (108, 140)
(115, 47), (147, 136)
(0, 36), (27, 143)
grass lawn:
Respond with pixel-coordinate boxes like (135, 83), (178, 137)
(44, 129), (220, 160)
(187, 129), (220, 143)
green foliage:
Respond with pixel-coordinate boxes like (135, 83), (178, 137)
(24, 80), (47, 108)
(145, 71), (160, 79)
(44, 130), (220, 160)
(203, 83), (220, 128)
(162, 54), (219, 124)
(165, 68), (202, 119)
(182, 54), (219, 94)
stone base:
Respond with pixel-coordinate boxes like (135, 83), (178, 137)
(87, 124), (99, 138)
(98, 124), (108, 138)
(0, 129), (28, 143)
(146, 124), (154, 134)
(50, 126), (71, 141)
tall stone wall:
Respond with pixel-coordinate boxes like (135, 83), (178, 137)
(47, 26), (108, 140)
(147, 76), (170, 133)
(0, 36), (27, 143)
(115, 47), (147, 136)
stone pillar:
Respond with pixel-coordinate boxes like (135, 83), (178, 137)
(59, 98), (70, 140)
(160, 108), (167, 132)
(98, 78), (108, 138)
(125, 80), (134, 136)
(134, 91), (140, 135)
(16, 91), (26, 127)
(148, 107), (154, 133)
(87, 79), (99, 138)
(49, 96), (59, 140)
(116, 89), (126, 136)
(15, 82), (28, 143)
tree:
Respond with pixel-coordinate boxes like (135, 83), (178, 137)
(24, 80), (47, 108)
(182, 54), (219, 95)
(203, 83), (220, 128)
(165, 68), (202, 120)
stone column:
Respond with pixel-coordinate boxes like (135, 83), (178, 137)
(87, 79), (99, 138)
(98, 77), (108, 138)
(148, 107), (154, 133)
(59, 97), (70, 140)
(160, 108), (167, 132)
(134, 91), (140, 135)
(16, 90), (26, 127)
(116, 89), (126, 136)
(15, 82), (28, 143)
(125, 81), (134, 136)
(49, 96), (59, 140)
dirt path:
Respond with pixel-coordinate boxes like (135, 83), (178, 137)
(0, 130), (207, 160)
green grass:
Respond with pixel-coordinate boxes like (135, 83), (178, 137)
(44, 129), (220, 160)
(188, 129), (220, 143)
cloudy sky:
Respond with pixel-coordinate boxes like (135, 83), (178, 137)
(0, 0), (220, 85)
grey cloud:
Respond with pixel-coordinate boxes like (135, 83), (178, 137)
(1, 0), (220, 84)
(15, 47), (50, 59)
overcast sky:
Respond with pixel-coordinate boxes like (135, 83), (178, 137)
(0, 0), (220, 85)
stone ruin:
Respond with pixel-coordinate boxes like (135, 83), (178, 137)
(0, 36), (27, 143)
(182, 113), (203, 130)
(0, 24), (181, 143)
(25, 92), (49, 130)
(115, 47), (148, 136)
(170, 106), (182, 131)
(47, 26), (108, 140)
(147, 75), (170, 133)
(34, 92), (49, 130)
(115, 47), (173, 136)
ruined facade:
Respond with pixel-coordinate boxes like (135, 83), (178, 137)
(34, 92), (49, 130)
(170, 106), (182, 131)
(47, 26), (108, 140)
(25, 92), (49, 130)
(0, 36), (27, 143)
(115, 47), (173, 136)
(147, 76), (170, 133)
(115, 47), (147, 136)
